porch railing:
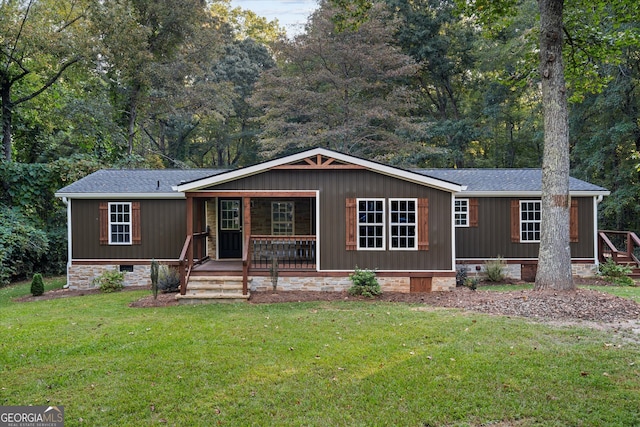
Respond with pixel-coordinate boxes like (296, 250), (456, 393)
(178, 230), (209, 295)
(598, 230), (640, 267)
(250, 235), (317, 269)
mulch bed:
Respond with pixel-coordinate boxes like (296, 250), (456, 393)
(13, 279), (640, 326)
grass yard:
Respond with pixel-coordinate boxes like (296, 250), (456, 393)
(1, 278), (639, 426)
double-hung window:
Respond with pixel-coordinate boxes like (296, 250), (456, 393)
(109, 202), (132, 244)
(520, 200), (541, 242)
(389, 199), (417, 250)
(272, 201), (295, 235)
(454, 199), (469, 227)
(357, 199), (385, 249)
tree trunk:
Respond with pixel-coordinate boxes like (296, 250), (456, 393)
(1, 82), (12, 162)
(535, 0), (574, 291)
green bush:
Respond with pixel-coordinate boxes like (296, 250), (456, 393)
(485, 257), (506, 282)
(31, 273), (45, 296)
(348, 267), (381, 297)
(157, 265), (180, 293)
(93, 269), (125, 293)
(598, 259), (635, 286)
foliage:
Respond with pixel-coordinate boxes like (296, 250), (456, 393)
(0, 206), (49, 286)
(150, 260), (159, 299)
(348, 267), (381, 297)
(157, 265), (180, 293)
(30, 273), (45, 297)
(463, 276), (479, 291)
(251, 1), (419, 160)
(456, 266), (469, 287)
(598, 259), (635, 286)
(485, 257), (506, 282)
(93, 269), (125, 293)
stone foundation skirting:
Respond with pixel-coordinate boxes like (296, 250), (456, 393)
(456, 260), (598, 282)
(249, 275), (456, 293)
(68, 264), (152, 290)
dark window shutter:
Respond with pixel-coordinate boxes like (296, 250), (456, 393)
(510, 200), (520, 243)
(132, 201), (141, 245)
(346, 198), (357, 250)
(99, 202), (108, 245)
(469, 198), (479, 227)
(570, 199), (578, 243)
(418, 198), (429, 251)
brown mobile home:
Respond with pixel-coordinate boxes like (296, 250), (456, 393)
(56, 148), (609, 301)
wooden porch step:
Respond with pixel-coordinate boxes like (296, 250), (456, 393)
(176, 275), (250, 304)
(176, 293), (249, 304)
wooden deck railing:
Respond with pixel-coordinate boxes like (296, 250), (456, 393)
(178, 231), (209, 295)
(598, 230), (640, 267)
(250, 235), (317, 269)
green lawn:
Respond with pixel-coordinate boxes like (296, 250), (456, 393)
(1, 278), (639, 426)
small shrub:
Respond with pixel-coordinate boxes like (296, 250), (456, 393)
(456, 266), (468, 287)
(348, 267), (381, 298)
(598, 259), (635, 286)
(93, 269), (125, 293)
(463, 277), (478, 291)
(157, 265), (180, 293)
(31, 273), (45, 296)
(485, 257), (506, 282)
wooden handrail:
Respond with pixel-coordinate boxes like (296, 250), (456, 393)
(179, 235), (193, 295)
(251, 234), (316, 240)
(598, 230), (640, 267)
(242, 234), (251, 295)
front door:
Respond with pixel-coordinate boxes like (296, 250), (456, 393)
(218, 198), (243, 259)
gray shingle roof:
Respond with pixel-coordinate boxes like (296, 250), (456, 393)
(56, 166), (608, 197)
(415, 169), (608, 193)
(56, 169), (227, 195)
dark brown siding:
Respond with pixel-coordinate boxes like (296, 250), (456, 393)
(72, 199), (186, 259)
(211, 169), (453, 270)
(455, 197), (595, 259)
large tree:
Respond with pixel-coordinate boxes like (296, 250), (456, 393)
(0, 0), (91, 161)
(251, 1), (419, 159)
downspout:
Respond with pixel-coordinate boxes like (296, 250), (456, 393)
(594, 195), (604, 270)
(62, 197), (72, 289)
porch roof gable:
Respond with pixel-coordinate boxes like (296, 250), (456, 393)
(175, 148), (464, 193)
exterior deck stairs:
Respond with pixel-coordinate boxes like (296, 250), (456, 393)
(175, 276), (250, 304)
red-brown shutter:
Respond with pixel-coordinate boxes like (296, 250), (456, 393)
(345, 198), (357, 250)
(132, 201), (141, 245)
(510, 200), (520, 243)
(418, 198), (429, 251)
(469, 198), (479, 227)
(99, 202), (108, 245)
(570, 199), (579, 243)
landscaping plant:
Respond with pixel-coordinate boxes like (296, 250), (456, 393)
(484, 257), (506, 282)
(150, 259), (159, 299)
(30, 273), (44, 297)
(598, 258), (635, 286)
(157, 265), (180, 293)
(93, 269), (125, 293)
(348, 267), (381, 297)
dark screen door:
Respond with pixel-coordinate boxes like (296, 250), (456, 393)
(218, 198), (242, 258)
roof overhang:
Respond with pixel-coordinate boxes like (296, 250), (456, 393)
(176, 148), (463, 193)
(458, 190), (611, 198)
(54, 192), (186, 200)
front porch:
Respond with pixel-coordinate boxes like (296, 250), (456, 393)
(177, 192), (318, 302)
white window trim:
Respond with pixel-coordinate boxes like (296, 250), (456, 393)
(388, 198), (418, 251)
(357, 198), (386, 251)
(454, 198), (469, 228)
(108, 202), (132, 245)
(520, 200), (541, 243)
(271, 201), (295, 236)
